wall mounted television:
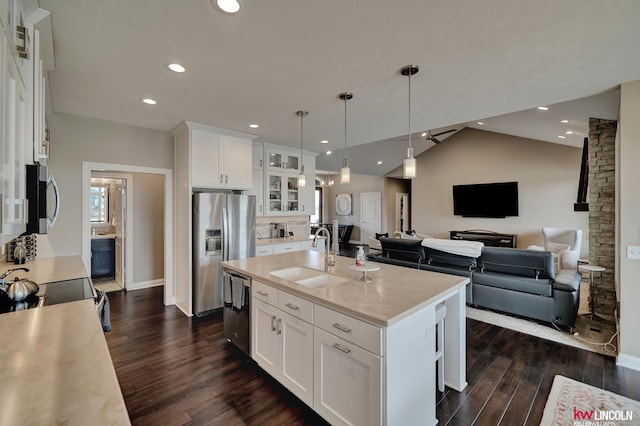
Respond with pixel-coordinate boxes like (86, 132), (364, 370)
(452, 181), (519, 218)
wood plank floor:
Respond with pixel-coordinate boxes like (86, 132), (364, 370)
(104, 286), (640, 425)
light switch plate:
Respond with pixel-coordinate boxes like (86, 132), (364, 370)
(627, 245), (640, 260)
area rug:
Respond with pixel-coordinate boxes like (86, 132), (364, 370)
(466, 305), (617, 357)
(94, 282), (123, 293)
(540, 375), (640, 425)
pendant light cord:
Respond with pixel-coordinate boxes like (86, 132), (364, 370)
(408, 72), (412, 150)
(344, 97), (348, 163)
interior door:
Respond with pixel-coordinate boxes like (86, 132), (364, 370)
(360, 192), (381, 244)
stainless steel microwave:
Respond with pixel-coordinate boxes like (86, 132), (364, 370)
(25, 164), (59, 234)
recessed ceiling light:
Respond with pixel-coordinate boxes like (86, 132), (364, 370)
(537, 106), (549, 111)
(566, 131), (574, 135)
(421, 132), (427, 137)
(142, 98), (157, 105)
(249, 124), (259, 128)
(558, 135), (566, 139)
(213, 0), (241, 14)
(167, 63), (186, 73)
(320, 140), (329, 144)
(377, 161), (383, 165)
(477, 121), (484, 125)
(561, 119), (569, 123)
(326, 150), (332, 155)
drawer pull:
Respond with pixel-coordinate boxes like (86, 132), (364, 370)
(257, 290), (269, 297)
(332, 343), (352, 354)
(285, 303), (300, 311)
(271, 315), (277, 332)
(332, 323), (352, 333)
(277, 318), (282, 335)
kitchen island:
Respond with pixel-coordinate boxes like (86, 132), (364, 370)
(223, 250), (468, 426)
(0, 256), (130, 425)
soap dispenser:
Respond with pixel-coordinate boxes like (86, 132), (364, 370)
(355, 245), (365, 268)
(13, 241), (26, 264)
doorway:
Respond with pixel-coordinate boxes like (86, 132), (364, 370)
(90, 172), (130, 291)
(360, 192), (381, 244)
(82, 162), (174, 306)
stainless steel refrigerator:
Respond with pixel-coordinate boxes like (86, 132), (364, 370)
(193, 192), (256, 317)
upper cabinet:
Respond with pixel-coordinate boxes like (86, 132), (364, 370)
(265, 145), (301, 173)
(174, 121), (255, 191)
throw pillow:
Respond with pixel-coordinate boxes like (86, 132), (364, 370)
(375, 232), (388, 240)
(547, 242), (571, 253)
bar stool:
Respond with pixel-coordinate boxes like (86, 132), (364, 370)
(435, 302), (447, 393)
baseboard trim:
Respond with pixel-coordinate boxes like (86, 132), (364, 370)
(617, 352), (640, 372)
(127, 278), (164, 291)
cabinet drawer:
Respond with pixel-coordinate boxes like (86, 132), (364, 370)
(314, 305), (383, 356)
(278, 291), (313, 324)
(273, 242), (302, 254)
(255, 245), (274, 257)
(252, 280), (278, 306)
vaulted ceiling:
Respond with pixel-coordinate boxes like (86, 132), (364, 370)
(38, 0), (640, 175)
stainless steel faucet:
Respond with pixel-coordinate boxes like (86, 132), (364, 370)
(312, 227), (335, 272)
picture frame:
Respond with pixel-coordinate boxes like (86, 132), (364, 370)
(335, 193), (352, 216)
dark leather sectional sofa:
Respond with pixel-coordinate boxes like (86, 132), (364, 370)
(370, 237), (582, 329)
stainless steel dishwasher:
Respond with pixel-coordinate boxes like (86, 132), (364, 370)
(222, 269), (251, 355)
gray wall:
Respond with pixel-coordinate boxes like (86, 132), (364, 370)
(38, 113), (172, 283)
(409, 128), (588, 253)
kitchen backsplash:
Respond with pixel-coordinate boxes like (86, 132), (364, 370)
(256, 216), (310, 239)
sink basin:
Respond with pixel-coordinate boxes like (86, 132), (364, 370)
(270, 267), (348, 288)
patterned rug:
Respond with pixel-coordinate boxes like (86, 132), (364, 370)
(540, 375), (640, 425)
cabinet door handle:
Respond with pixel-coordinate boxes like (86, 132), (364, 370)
(259, 159), (262, 167)
(332, 343), (352, 354)
(277, 318), (282, 335)
(257, 290), (269, 297)
(225, 174), (229, 183)
(259, 205), (263, 213)
(285, 302), (299, 311)
(271, 315), (277, 332)
(220, 174), (224, 183)
(332, 323), (352, 333)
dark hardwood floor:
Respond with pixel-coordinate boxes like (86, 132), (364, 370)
(105, 286), (640, 426)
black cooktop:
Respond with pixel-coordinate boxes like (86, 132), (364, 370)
(0, 277), (95, 314)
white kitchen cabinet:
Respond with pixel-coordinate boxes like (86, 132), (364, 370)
(252, 284), (314, 406)
(265, 172), (303, 216)
(1, 31), (28, 241)
(22, 23), (48, 165)
(264, 144), (301, 173)
(191, 127), (252, 190)
(314, 327), (382, 426)
(252, 141), (263, 169)
(255, 245), (274, 257)
(272, 241), (301, 254)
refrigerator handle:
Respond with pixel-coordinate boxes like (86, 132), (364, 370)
(222, 206), (229, 261)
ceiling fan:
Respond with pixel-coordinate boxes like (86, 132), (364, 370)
(425, 128), (458, 144)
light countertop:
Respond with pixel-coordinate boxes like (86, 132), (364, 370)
(1, 255), (89, 283)
(0, 299), (130, 425)
(256, 234), (324, 246)
(0, 255), (130, 425)
(222, 251), (468, 326)
(91, 233), (120, 240)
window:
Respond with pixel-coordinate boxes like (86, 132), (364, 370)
(90, 185), (109, 223)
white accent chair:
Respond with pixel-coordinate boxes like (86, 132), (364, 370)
(542, 227), (583, 271)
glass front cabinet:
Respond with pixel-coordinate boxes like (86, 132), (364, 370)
(267, 173), (301, 215)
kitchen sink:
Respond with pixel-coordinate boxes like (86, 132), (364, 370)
(270, 267), (349, 288)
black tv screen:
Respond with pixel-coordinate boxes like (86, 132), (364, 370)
(453, 182), (519, 218)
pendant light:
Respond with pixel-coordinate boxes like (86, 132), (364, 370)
(401, 65), (419, 179)
(296, 110), (308, 188)
(339, 92), (353, 184)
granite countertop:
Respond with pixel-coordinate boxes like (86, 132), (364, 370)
(0, 299), (130, 425)
(222, 251), (467, 327)
(1, 255), (89, 283)
(0, 255), (130, 425)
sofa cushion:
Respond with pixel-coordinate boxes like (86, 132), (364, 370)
(379, 237), (425, 263)
(479, 247), (555, 279)
(375, 232), (388, 240)
(473, 271), (553, 297)
(426, 247), (478, 270)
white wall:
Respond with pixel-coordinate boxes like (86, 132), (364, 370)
(409, 128), (588, 252)
(38, 113), (173, 266)
(324, 174), (385, 242)
(617, 80), (640, 370)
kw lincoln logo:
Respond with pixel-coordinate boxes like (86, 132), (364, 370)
(573, 407), (635, 425)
